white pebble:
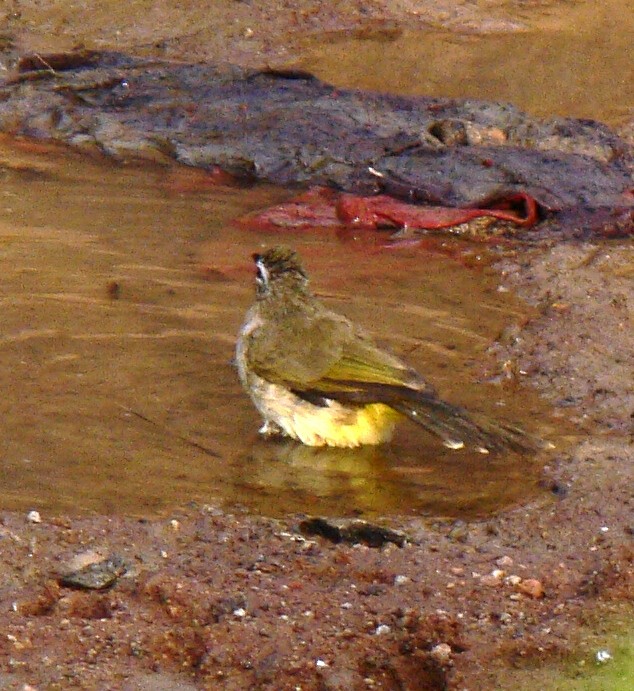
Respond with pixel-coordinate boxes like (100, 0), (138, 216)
(26, 510), (41, 524)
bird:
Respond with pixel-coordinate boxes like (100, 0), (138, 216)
(236, 246), (539, 453)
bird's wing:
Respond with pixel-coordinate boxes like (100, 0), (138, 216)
(246, 309), (352, 386)
(247, 308), (428, 394)
(316, 331), (427, 391)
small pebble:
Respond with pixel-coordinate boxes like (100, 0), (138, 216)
(315, 659), (329, 668)
(26, 511), (41, 524)
(59, 555), (127, 590)
(596, 650), (612, 664)
(233, 608), (246, 618)
(430, 643), (452, 663)
(374, 624), (391, 635)
(480, 571), (504, 587)
(517, 578), (545, 599)
(394, 575), (410, 585)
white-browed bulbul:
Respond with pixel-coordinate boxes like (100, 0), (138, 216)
(236, 246), (539, 453)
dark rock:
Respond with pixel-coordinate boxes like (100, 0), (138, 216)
(298, 517), (408, 547)
(58, 555), (127, 590)
(0, 50), (632, 236)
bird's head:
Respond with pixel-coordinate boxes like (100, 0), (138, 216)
(252, 246), (309, 299)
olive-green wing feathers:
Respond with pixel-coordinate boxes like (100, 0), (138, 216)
(246, 309), (427, 394)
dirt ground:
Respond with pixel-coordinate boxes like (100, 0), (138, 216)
(0, 2), (632, 689)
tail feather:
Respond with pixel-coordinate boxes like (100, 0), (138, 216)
(392, 397), (542, 454)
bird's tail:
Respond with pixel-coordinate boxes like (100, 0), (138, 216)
(391, 395), (543, 454)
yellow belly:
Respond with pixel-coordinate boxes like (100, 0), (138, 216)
(283, 402), (401, 448)
(241, 369), (403, 448)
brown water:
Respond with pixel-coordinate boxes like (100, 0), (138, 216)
(0, 139), (561, 518)
(297, 1), (634, 125)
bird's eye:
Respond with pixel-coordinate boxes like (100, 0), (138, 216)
(255, 260), (269, 289)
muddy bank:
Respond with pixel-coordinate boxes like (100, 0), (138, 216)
(1, 51), (633, 240)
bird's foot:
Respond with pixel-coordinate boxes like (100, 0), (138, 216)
(259, 420), (286, 438)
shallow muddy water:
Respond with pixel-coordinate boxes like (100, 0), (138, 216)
(298, 1), (634, 125)
(0, 139), (561, 518)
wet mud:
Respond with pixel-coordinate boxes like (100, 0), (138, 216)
(0, 1), (632, 690)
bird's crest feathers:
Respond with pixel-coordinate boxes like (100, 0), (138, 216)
(253, 246), (308, 296)
(253, 246), (307, 280)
